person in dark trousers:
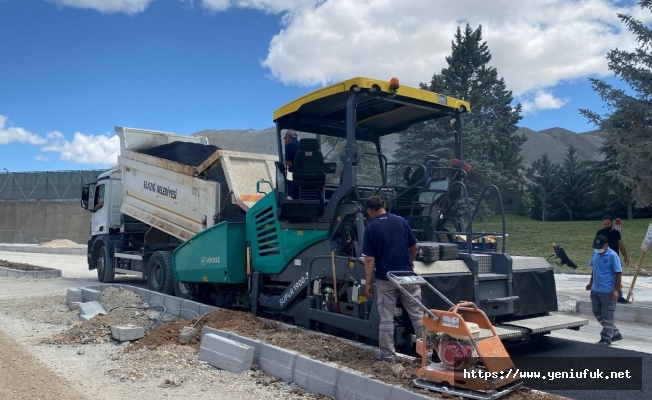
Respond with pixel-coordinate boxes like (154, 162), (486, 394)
(586, 235), (623, 345)
(283, 130), (299, 198)
(362, 196), (423, 362)
(596, 215), (630, 303)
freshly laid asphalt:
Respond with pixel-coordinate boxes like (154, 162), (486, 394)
(508, 337), (648, 400)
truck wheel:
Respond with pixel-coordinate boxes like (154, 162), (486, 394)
(147, 251), (174, 295)
(174, 280), (192, 300)
(96, 245), (115, 283)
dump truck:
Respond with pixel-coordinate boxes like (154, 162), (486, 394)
(82, 77), (588, 350)
(81, 127), (277, 296)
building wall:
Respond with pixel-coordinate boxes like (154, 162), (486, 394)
(0, 200), (91, 244)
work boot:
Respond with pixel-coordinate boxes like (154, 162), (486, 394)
(597, 339), (611, 346)
(374, 352), (396, 363)
(618, 298), (630, 304)
(611, 333), (623, 342)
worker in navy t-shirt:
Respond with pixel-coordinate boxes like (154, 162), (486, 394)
(596, 215), (630, 303)
(362, 196), (423, 362)
(586, 235), (623, 345)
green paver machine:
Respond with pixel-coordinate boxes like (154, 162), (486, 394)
(173, 77), (588, 350)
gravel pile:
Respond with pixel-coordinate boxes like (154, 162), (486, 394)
(139, 142), (246, 222)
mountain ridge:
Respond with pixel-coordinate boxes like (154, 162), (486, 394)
(194, 126), (604, 166)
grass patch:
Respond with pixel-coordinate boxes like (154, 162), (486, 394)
(471, 215), (652, 275)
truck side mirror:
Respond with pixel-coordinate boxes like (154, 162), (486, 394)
(256, 179), (273, 195)
(81, 185), (90, 210)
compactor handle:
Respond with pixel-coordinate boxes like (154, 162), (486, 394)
(451, 301), (478, 313)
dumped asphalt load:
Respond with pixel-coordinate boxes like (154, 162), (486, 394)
(140, 141), (246, 222)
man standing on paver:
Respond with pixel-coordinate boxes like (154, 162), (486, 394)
(283, 130), (299, 198)
(586, 235), (623, 345)
(597, 215), (630, 303)
(362, 196), (423, 362)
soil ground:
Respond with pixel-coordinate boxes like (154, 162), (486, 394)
(134, 308), (566, 400)
(1, 259), (51, 271)
(0, 328), (88, 400)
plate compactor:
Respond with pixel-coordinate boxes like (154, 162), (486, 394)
(387, 271), (524, 400)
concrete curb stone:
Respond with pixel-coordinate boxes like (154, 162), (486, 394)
(0, 266), (62, 279)
(66, 288), (83, 305)
(199, 333), (254, 373)
(81, 288), (101, 303)
(292, 355), (339, 398)
(258, 343), (298, 382)
(110, 326), (145, 341)
(576, 300), (652, 325)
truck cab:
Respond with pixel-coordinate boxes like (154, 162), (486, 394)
(82, 169), (123, 237)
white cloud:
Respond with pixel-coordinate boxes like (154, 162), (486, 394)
(0, 115), (47, 145)
(43, 132), (119, 165)
(522, 91), (570, 114)
(199, 0), (321, 14)
(257, 0), (642, 99)
(1, 114), (119, 166)
(45, 0), (155, 14)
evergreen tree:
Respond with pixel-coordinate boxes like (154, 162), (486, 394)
(579, 0), (652, 208)
(395, 24), (526, 210)
(553, 147), (596, 221)
(527, 154), (560, 221)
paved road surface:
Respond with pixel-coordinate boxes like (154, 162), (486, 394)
(510, 337), (648, 400)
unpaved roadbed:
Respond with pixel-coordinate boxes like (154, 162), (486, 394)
(0, 277), (324, 400)
(0, 328), (88, 400)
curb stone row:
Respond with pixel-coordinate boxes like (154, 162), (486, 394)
(72, 283), (434, 400)
(0, 266), (62, 278)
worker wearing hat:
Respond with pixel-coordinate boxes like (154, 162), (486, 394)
(283, 130), (299, 198)
(586, 234), (623, 345)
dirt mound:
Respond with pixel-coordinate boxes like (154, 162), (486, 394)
(39, 239), (81, 247)
(134, 309), (417, 389)
(43, 287), (181, 345)
(0, 259), (50, 271)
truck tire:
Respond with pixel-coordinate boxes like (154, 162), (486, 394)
(147, 251), (174, 295)
(174, 280), (192, 300)
(96, 245), (115, 283)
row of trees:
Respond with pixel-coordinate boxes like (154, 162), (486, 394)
(524, 148), (649, 221)
(391, 0), (652, 221)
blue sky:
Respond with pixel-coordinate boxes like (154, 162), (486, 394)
(0, 0), (645, 172)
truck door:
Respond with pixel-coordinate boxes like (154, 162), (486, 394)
(91, 183), (107, 235)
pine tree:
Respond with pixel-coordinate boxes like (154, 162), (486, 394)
(579, 0), (652, 208)
(553, 147), (596, 221)
(527, 154), (560, 221)
(395, 24), (526, 211)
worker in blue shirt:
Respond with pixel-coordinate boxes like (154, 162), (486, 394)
(586, 235), (623, 345)
(362, 196), (422, 362)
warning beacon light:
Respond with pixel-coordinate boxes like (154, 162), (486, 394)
(389, 77), (400, 92)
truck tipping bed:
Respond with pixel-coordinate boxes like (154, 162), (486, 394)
(115, 127), (277, 241)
